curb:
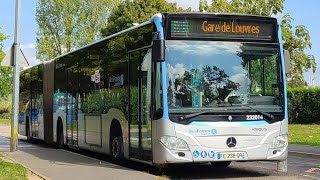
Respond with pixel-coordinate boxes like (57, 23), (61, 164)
(289, 151), (320, 160)
(3, 153), (49, 180)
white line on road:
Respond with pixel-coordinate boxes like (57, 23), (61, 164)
(303, 174), (320, 180)
(259, 160), (320, 167)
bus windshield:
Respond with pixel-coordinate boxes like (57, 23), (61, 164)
(165, 40), (283, 114)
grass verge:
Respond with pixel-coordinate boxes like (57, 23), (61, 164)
(289, 124), (320, 146)
(0, 119), (10, 125)
(0, 154), (28, 180)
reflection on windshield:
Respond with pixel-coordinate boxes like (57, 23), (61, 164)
(165, 40), (282, 112)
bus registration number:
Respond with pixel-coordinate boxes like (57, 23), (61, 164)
(217, 152), (247, 160)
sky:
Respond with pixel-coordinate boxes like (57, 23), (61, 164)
(0, 0), (319, 85)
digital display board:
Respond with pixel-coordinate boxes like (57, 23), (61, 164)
(169, 17), (276, 41)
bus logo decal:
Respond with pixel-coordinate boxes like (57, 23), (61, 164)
(226, 137), (237, 148)
(193, 150), (200, 158)
(200, 151), (207, 158)
(211, 129), (217, 135)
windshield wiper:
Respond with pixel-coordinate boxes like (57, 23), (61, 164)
(178, 111), (213, 121)
(242, 104), (274, 120)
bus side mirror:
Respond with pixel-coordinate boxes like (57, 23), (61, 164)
(152, 39), (165, 62)
(284, 50), (290, 75)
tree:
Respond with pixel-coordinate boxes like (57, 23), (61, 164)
(281, 14), (316, 87)
(199, 0), (284, 16)
(199, 0), (315, 87)
(36, 0), (119, 61)
(173, 66), (239, 106)
(202, 66), (240, 102)
(0, 26), (12, 99)
(101, 0), (190, 37)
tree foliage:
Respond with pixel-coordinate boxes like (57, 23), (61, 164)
(0, 26), (12, 99)
(199, 0), (284, 16)
(281, 14), (316, 87)
(199, 0), (315, 87)
(101, 0), (190, 37)
(36, 0), (119, 61)
(170, 66), (240, 107)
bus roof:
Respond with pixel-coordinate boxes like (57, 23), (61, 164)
(31, 12), (277, 69)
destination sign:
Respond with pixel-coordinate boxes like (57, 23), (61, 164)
(169, 17), (276, 41)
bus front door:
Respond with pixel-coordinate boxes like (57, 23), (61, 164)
(66, 67), (79, 146)
(129, 49), (152, 161)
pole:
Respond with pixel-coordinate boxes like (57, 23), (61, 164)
(10, 0), (21, 152)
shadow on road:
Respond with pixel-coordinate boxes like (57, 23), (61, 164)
(14, 139), (129, 171)
(117, 161), (277, 179)
(18, 138), (286, 179)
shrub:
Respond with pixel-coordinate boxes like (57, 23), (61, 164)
(0, 113), (11, 119)
(0, 98), (11, 114)
(288, 87), (320, 124)
(81, 87), (130, 117)
(80, 87), (144, 124)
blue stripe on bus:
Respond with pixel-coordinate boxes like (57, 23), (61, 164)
(278, 25), (288, 119)
(153, 14), (169, 119)
(190, 120), (268, 126)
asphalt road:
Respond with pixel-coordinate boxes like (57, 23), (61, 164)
(70, 145), (319, 180)
(111, 155), (320, 180)
(1, 124), (319, 180)
(3, 140), (320, 180)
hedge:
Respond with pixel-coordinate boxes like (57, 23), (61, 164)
(288, 87), (320, 124)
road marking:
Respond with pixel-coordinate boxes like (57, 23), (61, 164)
(259, 160), (320, 167)
(303, 175), (320, 180)
(306, 168), (320, 174)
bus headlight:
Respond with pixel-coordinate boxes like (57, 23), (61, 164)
(272, 135), (288, 148)
(160, 136), (189, 151)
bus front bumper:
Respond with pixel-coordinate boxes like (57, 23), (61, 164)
(152, 140), (288, 164)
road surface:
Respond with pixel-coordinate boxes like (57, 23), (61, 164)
(1, 124), (319, 179)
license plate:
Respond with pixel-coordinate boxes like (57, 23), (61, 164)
(216, 152), (247, 160)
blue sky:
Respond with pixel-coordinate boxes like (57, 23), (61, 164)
(0, 0), (319, 84)
(0, 0), (37, 65)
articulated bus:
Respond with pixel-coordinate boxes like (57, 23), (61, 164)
(19, 13), (289, 169)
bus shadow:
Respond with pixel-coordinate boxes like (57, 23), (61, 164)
(18, 138), (282, 179)
(16, 139), (129, 171)
(118, 161), (277, 179)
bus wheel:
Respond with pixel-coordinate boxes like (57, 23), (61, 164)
(111, 135), (123, 160)
(210, 161), (232, 168)
(57, 120), (64, 149)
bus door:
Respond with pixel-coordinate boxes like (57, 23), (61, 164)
(129, 48), (152, 161)
(66, 66), (79, 146)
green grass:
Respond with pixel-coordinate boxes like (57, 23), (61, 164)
(0, 157), (28, 180)
(0, 119), (10, 125)
(289, 124), (320, 146)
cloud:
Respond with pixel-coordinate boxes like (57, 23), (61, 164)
(230, 65), (250, 94)
(232, 65), (246, 74)
(167, 41), (241, 57)
(167, 63), (186, 80)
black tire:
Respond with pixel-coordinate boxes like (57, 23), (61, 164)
(210, 161), (232, 168)
(110, 135), (123, 160)
(57, 121), (64, 149)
